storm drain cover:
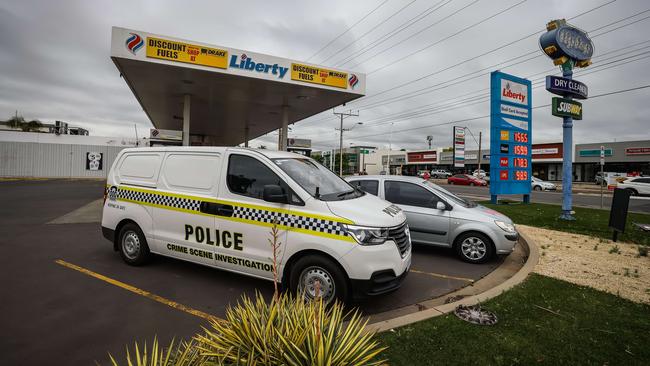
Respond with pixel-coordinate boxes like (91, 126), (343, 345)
(454, 305), (498, 325)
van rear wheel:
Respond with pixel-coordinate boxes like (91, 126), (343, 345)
(118, 223), (151, 266)
(289, 255), (349, 305)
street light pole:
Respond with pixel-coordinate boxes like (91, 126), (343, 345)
(333, 109), (359, 176)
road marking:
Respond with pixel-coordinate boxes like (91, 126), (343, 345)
(410, 268), (475, 283)
(55, 259), (222, 322)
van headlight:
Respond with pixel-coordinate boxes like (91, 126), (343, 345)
(343, 224), (389, 245)
(494, 220), (516, 233)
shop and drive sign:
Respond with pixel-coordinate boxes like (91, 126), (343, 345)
(291, 63), (348, 89)
(490, 71), (532, 196)
(453, 126), (465, 168)
(146, 37), (228, 69)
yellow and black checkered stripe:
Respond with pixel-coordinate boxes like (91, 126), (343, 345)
(106, 185), (355, 242)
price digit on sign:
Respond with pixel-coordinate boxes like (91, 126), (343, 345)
(514, 132), (528, 143)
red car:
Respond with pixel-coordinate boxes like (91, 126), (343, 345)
(447, 174), (487, 186)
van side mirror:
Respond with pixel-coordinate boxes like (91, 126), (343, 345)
(435, 201), (447, 210)
(263, 185), (288, 204)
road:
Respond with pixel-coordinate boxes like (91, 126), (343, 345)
(442, 184), (650, 213)
(0, 179), (507, 365)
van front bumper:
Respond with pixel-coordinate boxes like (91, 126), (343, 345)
(350, 267), (409, 300)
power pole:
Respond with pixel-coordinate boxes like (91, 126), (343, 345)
(333, 109), (359, 176)
(477, 131), (482, 174)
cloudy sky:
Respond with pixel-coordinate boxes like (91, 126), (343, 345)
(1, 0), (649, 152)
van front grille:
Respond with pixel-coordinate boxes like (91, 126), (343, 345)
(388, 223), (410, 258)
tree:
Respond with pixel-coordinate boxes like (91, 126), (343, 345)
(21, 120), (43, 132)
(6, 115), (25, 129)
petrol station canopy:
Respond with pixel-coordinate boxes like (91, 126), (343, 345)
(110, 27), (366, 147)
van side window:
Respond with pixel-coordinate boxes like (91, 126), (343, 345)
(227, 154), (302, 205)
(349, 180), (379, 196)
(163, 153), (219, 193)
(118, 153), (162, 187)
(384, 181), (439, 208)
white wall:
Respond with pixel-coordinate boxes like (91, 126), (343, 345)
(0, 131), (143, 178)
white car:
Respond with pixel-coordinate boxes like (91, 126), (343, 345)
(617, 177), (650, 196)
(431, 169), (452, 178)
(101, 147), (411, 304)
(531, 177), (557, 191)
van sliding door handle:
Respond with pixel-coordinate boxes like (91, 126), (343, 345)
(200, 202), (233, 217)
(216, 205), (234, 217)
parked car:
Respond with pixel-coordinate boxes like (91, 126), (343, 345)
(617, 177), (650, 196)
(431, 169), (452, 178)
(594, 172), (606, 186)
(472, 169), (487, 178)
(448, 174), (487, 186)
(531, 177), (557, 191)
(346, 176), (518, 263)
(102, 147), (412, 304)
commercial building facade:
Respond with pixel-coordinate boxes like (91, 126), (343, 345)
(574, 140), (650, 182)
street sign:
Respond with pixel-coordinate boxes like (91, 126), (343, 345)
(360, 149), (369, 154)
(490, 71), (532, 201)
(545, 76), (588, 99)
(552, 97), (583, 120)
(453, 126), (465, 168)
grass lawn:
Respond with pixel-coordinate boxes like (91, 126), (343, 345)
(379, 274), (650, 366)
(480, 202), (650, 246)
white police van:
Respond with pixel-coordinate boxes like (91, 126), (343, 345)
(101, 147), (411, 303)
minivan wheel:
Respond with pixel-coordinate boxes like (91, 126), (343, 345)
(290, 255), (349, 305)
(118, 223), (151, 266)
(455, 232), (494, 264)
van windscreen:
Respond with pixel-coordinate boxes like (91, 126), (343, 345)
(272, 158), (362, 201)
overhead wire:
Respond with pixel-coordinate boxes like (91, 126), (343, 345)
(299, 0), (618, 127)
(318, 0), (420, 64)
(332, 0), (454, 67)
(305, 0), (390, 62)
(311, 83), (650, 147)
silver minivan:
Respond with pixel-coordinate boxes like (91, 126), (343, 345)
(346, 175), (518, 263)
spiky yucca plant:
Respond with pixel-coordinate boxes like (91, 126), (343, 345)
(108, 338), (207, 366)
(195, 292), (386, 366)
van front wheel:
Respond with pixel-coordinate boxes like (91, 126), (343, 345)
(290, 255), (349, 305)
(118, 223), (151, 266)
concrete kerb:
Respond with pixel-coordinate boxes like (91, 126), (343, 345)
(366, 230), (540, 333)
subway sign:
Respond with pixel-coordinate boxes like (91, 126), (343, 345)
(552, 97), (582, 120)
(545, 76), (588, 99)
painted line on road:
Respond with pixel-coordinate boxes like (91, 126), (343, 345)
(55, 259), (223, 323)
(410, 268), (475, 283)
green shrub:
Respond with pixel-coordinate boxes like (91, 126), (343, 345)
(108, 338), (205, 366)
(196, 292), (386, 366)
(107, 293), (386, 366)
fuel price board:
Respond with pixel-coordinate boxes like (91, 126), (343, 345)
(489, 71), (532, 201)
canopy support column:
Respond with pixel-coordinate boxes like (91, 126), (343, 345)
(244, 120), (249, 147)
(182, 94), (191, 146)
(279, 103), (289, 151)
